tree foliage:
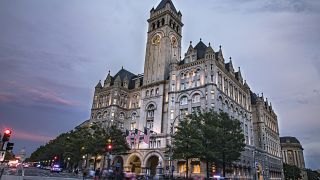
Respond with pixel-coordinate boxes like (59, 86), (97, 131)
(172, 110), (245, 178)
(306, 168), (320, 180)
(29, 123), (130, 169)
(283, 163), (302, 180)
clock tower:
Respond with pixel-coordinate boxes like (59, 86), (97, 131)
(143, 0), (183, 85)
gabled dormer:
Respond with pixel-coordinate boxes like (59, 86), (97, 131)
(123, 75), (129, 89)
(225, 57), (235, 75)
(114, 75), (121, 87)
(95, 80), (102, 90)
(216, 45), (225, 65)
(205, 42), (215, 60)
(235, 67), (243, 84)
(104, 71), (112, 87)
(184, 41), (197, 63)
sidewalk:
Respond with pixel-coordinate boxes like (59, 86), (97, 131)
(1, 175), (83, 180)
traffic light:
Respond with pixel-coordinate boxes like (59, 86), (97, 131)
(2, 129), (12, 142)
(6, 142), (14, 151)
(106, 139), (112, 152)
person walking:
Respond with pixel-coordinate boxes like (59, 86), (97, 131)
(94, 168), (101, 180)
(82, 168), (88, 180)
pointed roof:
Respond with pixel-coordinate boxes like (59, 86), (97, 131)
(95, 80), (102, 89)
(194, 39), (207, 59)
(155, 0), (178, 13)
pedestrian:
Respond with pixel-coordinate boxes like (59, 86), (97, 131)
(94, 168), (101, 180)
(101, 168), (108, 180)
(82, 168), (88, 180)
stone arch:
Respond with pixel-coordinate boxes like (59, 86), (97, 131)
(145, 101), (157, 110)
(176, 93), (190, 102)
(143, 151), (164, 177)
(190, 90), (204, 98)
(125, 153), (143, 174)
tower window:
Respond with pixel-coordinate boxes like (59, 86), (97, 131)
(161, 18), (165, 26)
(157, 20), (160, 28)
(152, 23), (155, 30)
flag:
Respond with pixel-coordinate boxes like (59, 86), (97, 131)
(143, 127), (151, 144)
(126, 130), (132, 145)
(134, 130), (141, 145)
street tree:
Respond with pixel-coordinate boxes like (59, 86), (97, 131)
(172, 115), (203, 179)
(172, 110), (245, 178)
(283, 163), (302, 180)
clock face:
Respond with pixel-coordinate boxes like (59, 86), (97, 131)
(171, 36), (178, 47)
(152, 34), (161, 45)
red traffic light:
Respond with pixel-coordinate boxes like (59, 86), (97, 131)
(107, 144), (112, 150)
(4, 129), (11, 135)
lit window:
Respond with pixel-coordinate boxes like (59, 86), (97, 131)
(178, 162), (186, 173)
(192, 162), (201, 174)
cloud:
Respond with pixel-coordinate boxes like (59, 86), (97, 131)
(13, 130), (54, 143)
(0, 92), (14, 103)
(0, 82), (79, 107)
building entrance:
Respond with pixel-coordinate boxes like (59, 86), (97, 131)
(146, 155), (159, 177)
(129, 155), (141, 174)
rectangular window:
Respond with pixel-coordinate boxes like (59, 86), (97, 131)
(171, 84), (175, 91)
(131, 122), (136, 130)
(192, 163), (201, 174)
(196, 80), (200, 87)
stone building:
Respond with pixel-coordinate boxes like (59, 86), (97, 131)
(280, 136), (307, 179)
(251, 93), (283, 179)
(80, 0), (283, 179)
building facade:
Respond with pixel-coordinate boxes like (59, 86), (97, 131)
(280, 136), (307, 179)
(251, 93), (283, 179)
(81, 0), (283, 179)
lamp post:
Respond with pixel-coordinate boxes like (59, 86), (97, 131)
(169, 114), (184, 180)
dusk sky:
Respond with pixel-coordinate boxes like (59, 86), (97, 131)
(0, 0), (319, 169)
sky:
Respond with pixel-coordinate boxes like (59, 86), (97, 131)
(0, 0), (319, 169)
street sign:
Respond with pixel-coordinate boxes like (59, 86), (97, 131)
(0, 150), (6, 161)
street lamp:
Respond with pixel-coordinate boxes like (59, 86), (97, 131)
(169, 114), (184, 180)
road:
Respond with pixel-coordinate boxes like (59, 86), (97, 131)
(2, 166), (84, 179)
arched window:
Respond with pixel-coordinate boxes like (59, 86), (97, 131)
(161, 18), (165, 26)
(192, 93), (201, 103)
(157, 20), (160, 28)
(146, 104), (155, 130)
(147, 104), (155, 118)
(146, 90), (149, 97)
(132, 112), (137, 120)
(119, 112), (125, 120)
(97, 113), (102, 119)
(180, 96), (188, 105)
(150, 89), (154, 96)
(156, 88), (159, 95)
(152, 23), (155, 30)
(103, 111), (108, 118)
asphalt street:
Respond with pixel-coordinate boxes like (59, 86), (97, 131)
(2, 167), (83, 179)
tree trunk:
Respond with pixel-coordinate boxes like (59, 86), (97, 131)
(186, 158), (189, 179)
(222, 152), (226, 178)
(206, 160), (210, 179)
(93, 156), (97, 170)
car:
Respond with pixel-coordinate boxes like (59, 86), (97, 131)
(50, 164), (62, 173)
